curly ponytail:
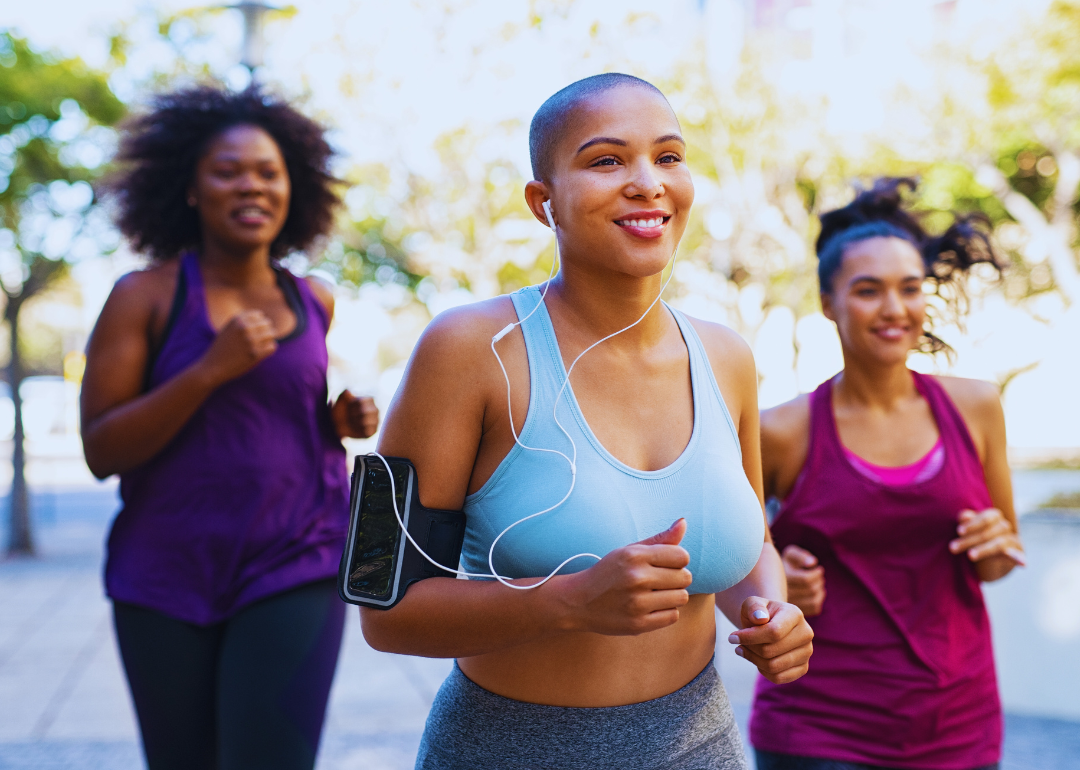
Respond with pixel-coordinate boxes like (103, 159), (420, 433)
(816, 178), (1004, 355)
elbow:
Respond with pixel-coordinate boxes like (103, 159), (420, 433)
(359, 607), (407, 654)
(80, 435), (117, 480)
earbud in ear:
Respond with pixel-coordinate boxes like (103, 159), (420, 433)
(542, 200), (556, 230)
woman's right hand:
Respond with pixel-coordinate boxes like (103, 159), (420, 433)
(782, 544), (826, 617)
(559, 519), (693, 636)
(197, 310), (278, 385)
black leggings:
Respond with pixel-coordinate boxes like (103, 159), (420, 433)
(113, 579), (345, 770)
(754, 750), (999, 770)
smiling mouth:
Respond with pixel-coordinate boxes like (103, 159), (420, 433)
(613, 215), (671, 239)
(615, 216), (669, 228)
(873, 326), (909, 340)
(233, 206), (271, 223)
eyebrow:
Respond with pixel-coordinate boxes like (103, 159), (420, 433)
(849, 274), (923, 284)
(575, 133), (686, 154)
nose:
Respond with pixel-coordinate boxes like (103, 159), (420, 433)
(881, 288), (905, 317)
(236, 170), (263, 194)
(624, 157), (663, 200)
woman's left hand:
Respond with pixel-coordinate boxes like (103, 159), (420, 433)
(728, 597), (813, 684)
(331, 390), (379, 439)
(949, 508), (1026, 566)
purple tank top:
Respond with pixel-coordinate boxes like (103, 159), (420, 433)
(105, 253), (349, 624)
(750, 372), (1001, 769)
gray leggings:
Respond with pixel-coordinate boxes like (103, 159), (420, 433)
(416, 660), (748, 770)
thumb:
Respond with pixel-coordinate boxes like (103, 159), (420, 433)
(783, 544), (818, 569)
(744, 596), (771, 626)
(638, 518), (686, 547)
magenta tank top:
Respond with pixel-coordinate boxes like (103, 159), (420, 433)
(105, 253), (349, 625)
(750, 372), (1001, 769)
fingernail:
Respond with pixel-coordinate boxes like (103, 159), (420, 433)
(734, 646), (744, 658)
(949, 541), (959, 552)
(727, 633), (739, 644)
(753, 609), (769, 621)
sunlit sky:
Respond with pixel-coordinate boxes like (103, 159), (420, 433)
(6, 0), (1053, 177)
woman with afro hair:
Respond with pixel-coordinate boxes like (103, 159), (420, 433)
(81, 84), (377, 770)
(750, 178), (1023, 770)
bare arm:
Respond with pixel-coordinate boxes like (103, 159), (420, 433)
(691, 321), (812, 684)
(359, 304), (697, 658)
(81, 272), (276, 478)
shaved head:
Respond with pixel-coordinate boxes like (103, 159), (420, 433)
(528, 73), (668, 182)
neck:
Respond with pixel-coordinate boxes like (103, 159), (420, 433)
(544, 256), (674, 348)
(198, 237), (276, 288)
(834, 355), (917, 410)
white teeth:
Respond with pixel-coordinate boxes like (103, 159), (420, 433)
(618, 218), (664, 228)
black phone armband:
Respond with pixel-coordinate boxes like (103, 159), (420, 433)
(337, 454), (466, 610)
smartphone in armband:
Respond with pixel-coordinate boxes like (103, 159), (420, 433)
(338, 454), (467, 610)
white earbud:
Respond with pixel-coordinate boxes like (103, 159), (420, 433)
(542, 199), (556, 230)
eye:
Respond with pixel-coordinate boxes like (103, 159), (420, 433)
(261, 169), (279, 180)
(589, 156), (620, 168)
(657, 153), (682, 165)
(902, 284), (922, 296)
(856, 287), (877, 297)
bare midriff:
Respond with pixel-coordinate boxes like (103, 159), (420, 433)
(457, 593), (717, 707)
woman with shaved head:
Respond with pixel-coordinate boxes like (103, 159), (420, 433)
(364, 73), (813, 770)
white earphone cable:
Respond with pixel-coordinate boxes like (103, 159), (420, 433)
(376, 199), (680, 590)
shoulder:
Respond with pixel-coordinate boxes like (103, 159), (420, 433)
(303, 274), (336, 319)
(89, 260), (180, 350)
(414, 295), (519, 362)
(930, 375), (1002, 421)
(759, 392), (813, 498)
(681, 314), (755, 379)
(113, 260), (178, 299)
(761, 394), (812, 447)
(929, 374), (1004, 452)
(104, 261), (178, 320)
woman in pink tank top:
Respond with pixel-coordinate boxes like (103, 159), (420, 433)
(750, 179), (1025, 770)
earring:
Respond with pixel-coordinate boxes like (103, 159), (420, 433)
(187, 197), (197, 207)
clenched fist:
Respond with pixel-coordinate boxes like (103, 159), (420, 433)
(782, 544), (826, 617)
(197, 310), (278, 385)
(332, 390), (379, 439)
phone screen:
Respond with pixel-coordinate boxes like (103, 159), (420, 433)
(347, 459), (410, 601)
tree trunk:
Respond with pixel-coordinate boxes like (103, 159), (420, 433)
(6, 297), (31, 556)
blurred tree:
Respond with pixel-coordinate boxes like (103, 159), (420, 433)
(927, 0), (1080, 304)
(0, 32), (124, 555)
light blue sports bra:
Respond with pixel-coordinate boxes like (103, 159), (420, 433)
(461, 286), (764, 594)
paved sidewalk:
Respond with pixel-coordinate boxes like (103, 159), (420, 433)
(1, 484), (1079, 770)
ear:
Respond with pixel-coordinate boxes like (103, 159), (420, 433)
(820, 291), (836, 322)
(524, 180), (555, 228)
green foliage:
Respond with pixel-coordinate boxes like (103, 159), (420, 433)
(0, 31), (125, 299)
